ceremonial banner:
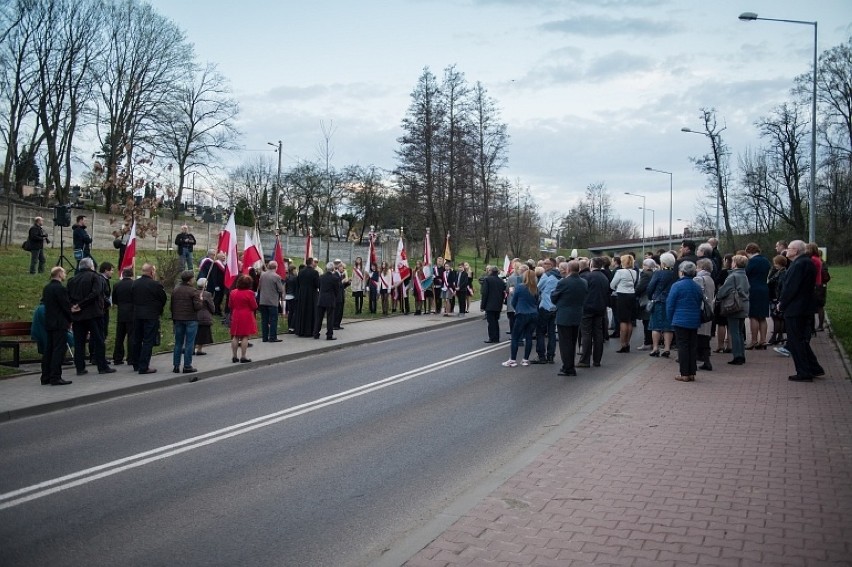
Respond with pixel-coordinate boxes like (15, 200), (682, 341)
(305, 229), (313, 262)
(396, 236), (411, 281)
(273, 236), (287, 278)
(443, 231), (452, 262)
(241, 231), (262, 274)
(223, 212), (238, 288)
(119, 221), (137, 272)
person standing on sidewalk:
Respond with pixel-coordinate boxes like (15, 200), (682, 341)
(778, 240), (824, 382)
(551, 260), (587, 377)
(694, 258), (716, 371)
(131, 263), (167, 374)
(111, 268), (135, 366)
(171, 270), (203, 374)
(314, 262), (340, 340)
(503, 265), (538, 367)
(27, 216), (50, 274)
(174, 225), (197, 271)
(532, 258), (559, 363)
(258, 261), (285, 342)
(716, 255), (750, 366)
(67, 258), (115, 376)
(667, 261), (703, 382)
(577, 257), (610, 368)
(41, 267), (73, 386)
(480, 265), (506, 343)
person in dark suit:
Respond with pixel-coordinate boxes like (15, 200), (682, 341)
(778, 240), (824, 382)
(67, 257), (114, 375)
(314, 262), (341, 340)
(333, 260), (350, 329)
(552, 261), (588, 376)
(455, 262), (470, 315)
(41, 267), (73, 385)
(578, 257), (610, 368)
(479, 265), (506, 343)
(111, 268), (135, 365)
(130, 263), (167, 374)
(27, 216), (50, 274)
(294, 258), (320, 336)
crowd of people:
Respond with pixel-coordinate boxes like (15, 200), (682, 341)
(26, 209), (831, 387)
(495, 237), (830, 383)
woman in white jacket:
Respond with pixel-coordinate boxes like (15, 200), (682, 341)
(609, 254), (638, 353)
(350, 256), (366, 314)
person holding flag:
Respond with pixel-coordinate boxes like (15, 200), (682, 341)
(118, 221), (137, 273)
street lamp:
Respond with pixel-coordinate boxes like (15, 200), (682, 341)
(644, 167), (673, 250)
(739, 11), (818, 244)
(624, 191), (646, 255)
(639, 206), (655, 243)
(681, 128), (723, 241)
(267, 140), (283, 232)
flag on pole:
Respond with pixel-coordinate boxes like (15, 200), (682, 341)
(216, 228), (228, 255)
(368, 230), (377, 269)
(304, 228), (313, 262)
(502, 254), (512, 276)
(252, 226), (265, 266)
(423, 229), (433, 279)
(241, 231), (262, 274)
(443, 231), (452, 262)
(396, 235), (411, 281)
(223, 211), (239, 288)
(273, 235), (287, 278)
(119, 221), (137, 272)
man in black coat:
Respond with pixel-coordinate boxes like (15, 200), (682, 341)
(479, 266), (506, 343)
(111, 267), (135, 365)
(578, 257), (610, 367)
(67, 257), (114, 375)
(552, 261), (588, 376)
(72, 214), (93, 268)
(314, 262), (341, 340)
(778, 240), (824, 382)
(130, 263), (167, 374)
(294, 258), (320, 336)
(41, 267), (73, 385)
(27, 216), (50, 274)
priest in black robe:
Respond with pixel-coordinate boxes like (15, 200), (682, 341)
(294, 258), (320, 336)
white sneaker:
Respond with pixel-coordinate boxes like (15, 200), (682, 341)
(637, 344), (650, 351)
(521, 359), (530, 366)
(774, 346), (791, 357)
(502, 360), (517, 367)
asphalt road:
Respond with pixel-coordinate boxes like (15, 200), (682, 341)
(0, 321), (638, 566)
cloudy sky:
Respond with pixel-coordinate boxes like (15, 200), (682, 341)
(147, 0), (851, 236)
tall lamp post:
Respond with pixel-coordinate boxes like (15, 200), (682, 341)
(739, 11), (818, 244)
(639, 206), (655, 245)
(624, 191), (646, 255)
(681, 128), (722, 241)
(267, 140), (283, 232)
(644, 167), (673, 250)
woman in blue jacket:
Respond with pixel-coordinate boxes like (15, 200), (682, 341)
(503, 266), (539, 367)
(666, 261), (703, 382)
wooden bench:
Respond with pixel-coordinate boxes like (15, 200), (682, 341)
(0, 321), (36, 367)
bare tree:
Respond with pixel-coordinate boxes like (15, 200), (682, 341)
(156, 61), (240, 212)
(95, 0), (192, 209)
(686, 108), (734, 247)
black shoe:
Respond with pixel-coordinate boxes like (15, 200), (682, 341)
(649, 350), (660, 357)
(183, 366), (197, 373)
(788, 374), (813, 382)
(576, 362), (590, 368)
(240, 358), (252, 363)
(558, 369), (577, 377)
(139, 368), (157, 374)
(269, 339), (283, 343)
(314, 335), (320, 340)
(593, 362), (601, 367)
(699, 362), (713, 371)
(326, 337), (337, 341)
(660, 350), (670, 358)
(76, 369), (88, 376)
(173, 366), (181, 373)
(232, 357), (239, 363)
(194, 352), (207, 355)
(616, 346), (630, 353)
(50, 379), (72, 385)
(98, 367), (117, 374)
(728, 357), (745, 365)
(530, 358), (547, 365)
(546, 357), (555, 364)
(484, 340), (498, 343)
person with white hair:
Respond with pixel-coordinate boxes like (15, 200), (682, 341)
(635, 257), (657, 350)
(314, 261), (341, 340)
(67, 257), (115, 375)
(645, 252), (678, 357)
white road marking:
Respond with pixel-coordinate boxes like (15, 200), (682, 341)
(0, 342), (506, 510)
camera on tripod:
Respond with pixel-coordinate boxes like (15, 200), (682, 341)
(53, 205), (71, 228)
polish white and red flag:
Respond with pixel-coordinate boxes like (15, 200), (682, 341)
(304, 228), (313, 262)
(502, 254), (512, 276)
(241, 231), (262, 274)
(396, 235), (411, 281)
(272, 235), (287, 278)
(222, 211), (239, 287)
(368, 230), (377, 269)
(119, 221), (137, 272)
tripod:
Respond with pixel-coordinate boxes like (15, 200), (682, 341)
(55, 225), (75, 273)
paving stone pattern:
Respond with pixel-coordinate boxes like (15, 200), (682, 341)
(406, 335), (852, 566)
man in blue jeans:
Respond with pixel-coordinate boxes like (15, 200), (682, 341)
(170, 270), (203, 373)
(258, 261), (285, 342)
(532, 258), (560, 364)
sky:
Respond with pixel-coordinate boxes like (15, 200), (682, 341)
(146, 0), (851, 237)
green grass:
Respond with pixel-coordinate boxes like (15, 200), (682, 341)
(826, 265), (852, 359)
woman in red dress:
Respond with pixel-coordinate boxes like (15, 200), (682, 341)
(229, 274), (258, 363)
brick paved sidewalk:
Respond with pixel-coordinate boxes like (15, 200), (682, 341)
(406, 333), (852, 566)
